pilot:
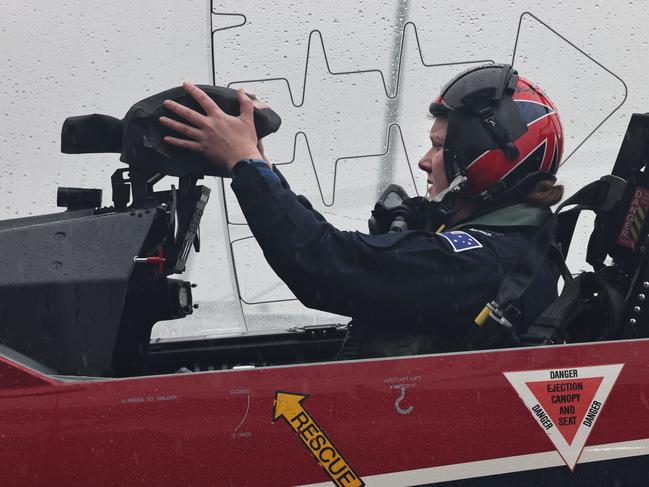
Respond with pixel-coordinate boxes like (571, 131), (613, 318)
(159, 64), (564, 358)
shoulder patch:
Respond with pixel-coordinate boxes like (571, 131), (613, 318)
(438, 230), (483, 252)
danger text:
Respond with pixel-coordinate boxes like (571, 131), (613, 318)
(532, 404), (554, 430)
(549, 369), (578, 380)
(582, 400), (603, 427)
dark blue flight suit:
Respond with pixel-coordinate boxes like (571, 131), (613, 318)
(231, 160), (558, 358)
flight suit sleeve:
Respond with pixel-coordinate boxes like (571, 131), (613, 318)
(230, 161), (508, 324)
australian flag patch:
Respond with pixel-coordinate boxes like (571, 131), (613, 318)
(439, 231), (483, 252)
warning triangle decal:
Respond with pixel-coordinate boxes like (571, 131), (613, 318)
(504, 364), (623, 470)
(526, 376), (603, 445)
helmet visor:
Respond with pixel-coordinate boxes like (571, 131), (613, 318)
(436, 63), (518, 113)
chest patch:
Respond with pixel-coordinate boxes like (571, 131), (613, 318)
(439, 231), (483, 252)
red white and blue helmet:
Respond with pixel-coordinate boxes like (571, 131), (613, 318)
(429, 63), (564, 197)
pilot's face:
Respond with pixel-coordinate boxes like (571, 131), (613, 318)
(418, 117), (449, 199)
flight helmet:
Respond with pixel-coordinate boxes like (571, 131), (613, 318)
(429, 63), (564, 199)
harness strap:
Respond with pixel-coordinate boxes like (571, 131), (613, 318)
(521, 270), (626, 344)
(465, 175), (627, 350)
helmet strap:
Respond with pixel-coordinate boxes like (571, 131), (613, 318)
(475, 105), (520, 160)
(424, 175), (469, 231)
(429, 174), (467, 203)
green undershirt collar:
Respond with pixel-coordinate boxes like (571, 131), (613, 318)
(451, 203), (550, 230)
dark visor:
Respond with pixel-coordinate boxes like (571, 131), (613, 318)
(431, 64), (518, 114)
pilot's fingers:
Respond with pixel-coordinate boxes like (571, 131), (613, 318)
(183, 81), (223, 117)
(163, 135), (203, 152)
(159, 116), (202, 140)
(237, 88), (255, 124)
(163, 99), (208, 128)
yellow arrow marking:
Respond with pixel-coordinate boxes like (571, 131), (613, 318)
(273, 391), (364, 487)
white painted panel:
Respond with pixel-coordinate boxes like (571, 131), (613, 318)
(2, 1), (648, 337)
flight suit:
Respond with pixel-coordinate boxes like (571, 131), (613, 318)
(231, 160), (559, 358)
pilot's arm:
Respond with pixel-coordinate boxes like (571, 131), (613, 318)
(158, 83), (529, 332)
(229, 157), (505, 327)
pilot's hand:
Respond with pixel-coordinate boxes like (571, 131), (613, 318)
(159, 82), (266, 177)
